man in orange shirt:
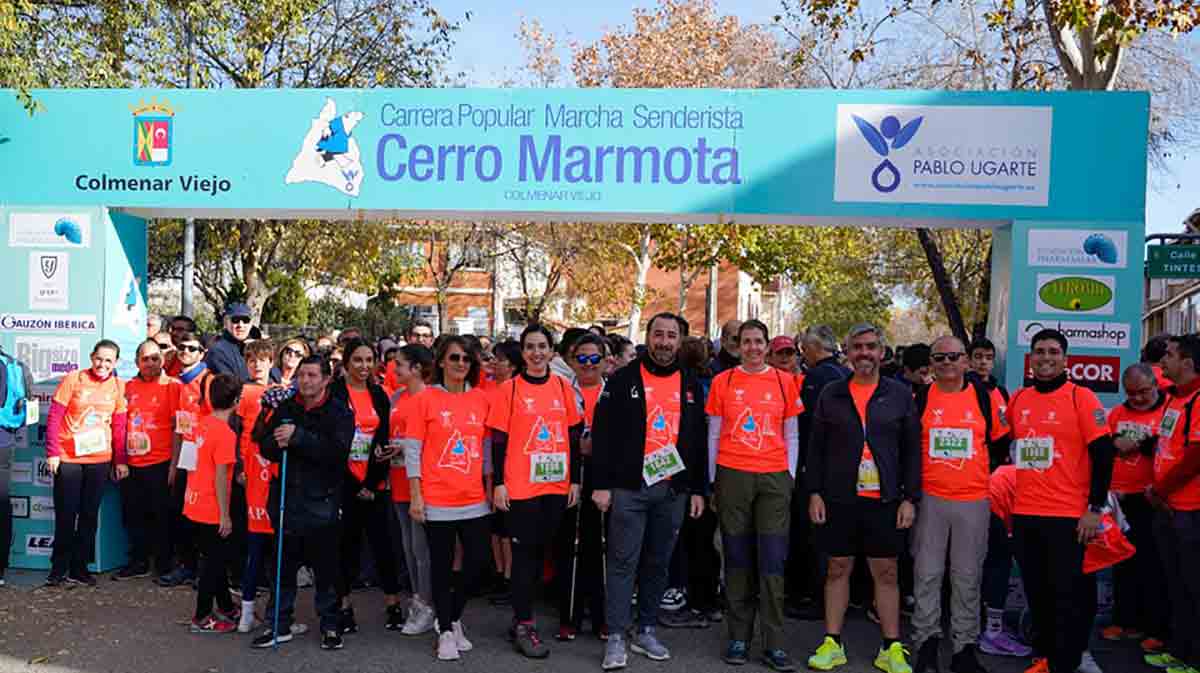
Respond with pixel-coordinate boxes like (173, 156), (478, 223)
(1008, 328), (1114, 673)
(1145, 334), (1200, 673)
(910, 336), (1009, 673)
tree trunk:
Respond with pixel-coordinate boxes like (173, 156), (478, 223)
(972, 240), (994, 341)
(626, 228), (654, 340)
(915, 228), (969, 345)
(436, 290), (449, 335)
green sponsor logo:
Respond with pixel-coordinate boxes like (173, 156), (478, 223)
(1038, 276), (1113, 312)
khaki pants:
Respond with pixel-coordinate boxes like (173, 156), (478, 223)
(910, 494), (990, 652)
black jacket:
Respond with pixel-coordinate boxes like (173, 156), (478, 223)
(204, 331), (250, 382)
(805, 376), (921, 505)
(329, 378), (392, 492)
(257, 390), (355, 533)
(591, 353), (708, 496)
(797, 355), (851, 469)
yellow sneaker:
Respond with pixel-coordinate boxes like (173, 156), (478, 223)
(807, 636), (848, 671)
(874, 642), (912, 673)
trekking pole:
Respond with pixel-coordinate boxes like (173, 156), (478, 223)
(271, 447), (288, 651)
(568, 461), (585, 620)
(599, 508), (608, 593)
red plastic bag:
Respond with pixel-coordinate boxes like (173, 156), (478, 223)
(1083, 512), (1136, 574)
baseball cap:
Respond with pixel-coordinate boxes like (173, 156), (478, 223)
(769, 335), (796, 352)
(225, 302), (253, 319)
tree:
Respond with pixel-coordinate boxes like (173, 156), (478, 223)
(499, 221), (617, 324)
(798, 279), (892, 338)
(262, 270), (309, 326)
(393, 220), (505, 334)
(652, 222), (753, 313)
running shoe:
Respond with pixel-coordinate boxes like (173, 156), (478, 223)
(602, 634), (627, 670)
(807, 637), (846, 671)
(1147, 653), (1184, 669)
(1076, 650), (1103, 673)
(724, 639), (750, 666)
(451, 621), (472, 651)
(385, 604), (405, 631)
(659, 587), (686, 611)
(67, 570), (97, 587)
(191, 614), (236, 634)
(513, 623), (549, 658)
(874, 642), (912, 673)
(762, 648), (796, 672)
(321, 629), (343, 650)
(1165, 666), (1200, 673)
(437, 631), (460, 661)
(556, 624), (577, 641)
(113, 563), (150, 581)
(1023, 659), (1050, 673)
(630, 626), (670, 661)
(1100, 625), (1125, 641)
(978, 630), (1033, 657)
(1143, 638), (1167, 653)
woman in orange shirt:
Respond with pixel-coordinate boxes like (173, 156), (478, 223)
(331, 338), (400, 634)
(45, 339), (128, 587)
(487, 340), (524, 605)
(405, 336), (493, 660)
(487, 324), (583, 659)
(117, 339), (180, 581)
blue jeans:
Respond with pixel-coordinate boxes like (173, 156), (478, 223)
(604, 481), (686, 632)
(266, 525), (340, 634)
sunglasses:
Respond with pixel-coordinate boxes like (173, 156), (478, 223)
(931, 352), (965, 363)
(229, 316), (251, 325)
(773, 348), (797, 357)
(179, 344), (204, 353)
(576, 354), (603, 365)
(445, 353), (472, 364)
(283, 347), (304, 357)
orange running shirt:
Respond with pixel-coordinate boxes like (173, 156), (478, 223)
(920, 385), (1009, 501)
(389, 388), (425, 503)
(580, 384), (603, 428)
(238, 384), (275, 534)
(486, 375), (582, 500)
(643, 367), (682, 456)
(175, 372), (213, 444)
(52, 370), (127, 464)
(1009, 382), (1108, 518)
(346, 386), (380, 484)
(183, 414), (237, 525)
(706, 367), (802, 474)
(849, 381), (881, 499)
(1107, 403), (1162, 494)
(123, 375), (180, 467)
(408, 387), (491, 508)
(989, 465), (1018, 532)
(1154, 389), (1200, 511)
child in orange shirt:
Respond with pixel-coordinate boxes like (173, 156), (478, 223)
(185, 373), (243, 634)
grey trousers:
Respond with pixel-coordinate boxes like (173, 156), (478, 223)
(910, 494), (990, 651)
(604, 481), (686, 632)
(394, 502), (433, 604)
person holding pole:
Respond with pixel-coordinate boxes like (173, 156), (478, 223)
(591, 313), (709, 671)
(251, 355), (354, 651)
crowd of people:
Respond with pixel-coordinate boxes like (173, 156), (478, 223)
(8, 303), (1200, 673)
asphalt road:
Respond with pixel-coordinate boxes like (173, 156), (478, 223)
(0, 569), (1149, 673)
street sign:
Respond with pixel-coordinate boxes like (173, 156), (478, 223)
(1147, 245), (1200, 278)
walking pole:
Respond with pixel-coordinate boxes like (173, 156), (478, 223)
(568, 461), (585, 621)
(271, 448), (288, 650)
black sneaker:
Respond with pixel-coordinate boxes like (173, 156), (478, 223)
(949, 644), (986, 673)
(155, 566), (195, 587)
(513, 623), (549, 658)
(45, 571), (67, 587)
(658, 608), (709, 629)
(338, 607), (358, 635)
(915, 636), (941, 673)
(67, 570), (97, 587)
(385, 604), (405, 631)
(251, 627), (293, 648)
(113, 563), (150, 581)
(321, 630), (344, 650)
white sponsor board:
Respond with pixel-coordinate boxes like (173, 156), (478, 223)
(1035, 274), (1116, 316)
(30, 495), (55, 521)
(14, 336), (81, 382)
(834, 104), (1052, 206)
(10, 461), (32, 484)
(11, 496), (29, 518)
(25, 534), (54, 556)
(0, 313), (99, 333)
(1017, 320), (1131, 350)
(33, 457), (54, 486)
(8, 212), (91, 248)
(1027, 229), (1128, 269)
(28, 251), (69, 310)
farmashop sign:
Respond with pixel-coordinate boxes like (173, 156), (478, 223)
(1023, 354), (1120, 394)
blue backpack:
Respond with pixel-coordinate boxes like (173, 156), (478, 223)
(0, 347), (33, 430)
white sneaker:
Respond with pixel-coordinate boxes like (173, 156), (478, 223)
(402, 601), (435, 635)
(238, 600), (257, 633)
(452, 621), (473, 651)
(437, 630), (460, 661)
(1077, 650), (1103, 673)
(296, 567), (313, 588)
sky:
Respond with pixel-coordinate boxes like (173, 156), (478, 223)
(432, 0), (1198, 238)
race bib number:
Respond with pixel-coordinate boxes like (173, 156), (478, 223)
(1116, 421), (1152, 443)
(177, 439), (199, 471)
(350, 429), (372, 463)
(175, 410), (196, 436)
(1159, 409), (1181, 439)
(530, 452), (568, 484)
(643, 444), (685, 486)
(127, 431), (151, 457)
(857, 454), (880, 493)
(929, 427), (973, 460)
(73, 428), (107, 456)
(25, 398), (39, 426)
(1015, 437), (1054, 470)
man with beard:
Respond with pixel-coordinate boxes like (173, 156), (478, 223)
(710, 320), (742, 376)
(592, 313), (708, 671)
(806, 324), (920, 673)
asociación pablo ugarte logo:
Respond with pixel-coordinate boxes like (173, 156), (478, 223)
(851, 113), (924, 193)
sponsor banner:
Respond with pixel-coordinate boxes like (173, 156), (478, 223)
(11, 496), (29, 519)
(1017, 320), (1131, 350)
(834, 104), (1052, 206)
(1035, 273), (1116, 316)
(14, 336), (81, 382)
(25, 534), (54, 556)
(10, 461), (32, 484)
(1027, 229), (1128, 269)
(28, 251), (70, 310)
(0, 313), (99, 333)
(8, 212), (91, 248)
(1023, 354), (1120, 394)
(29, 495), (54, 521)
(33, 457), (54, 486)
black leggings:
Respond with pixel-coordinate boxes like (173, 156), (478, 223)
(194, 523), (234, 620)
(1013, 514), (1094, 673)
(52, 461), (108, 575)
(555, 493), (606, 628)
(426, 516), (491, 632)
(508, 494), (566, 623)
(338, 490), (400, 599)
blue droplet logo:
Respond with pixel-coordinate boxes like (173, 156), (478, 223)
(741, 413), (757, 433)
(652, 414), (666, 431)
(452, 440), (465, 455)
(53, 218), (82, 244)
(1082, 233), (1119, 264)
(537, 424), (551, 442)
